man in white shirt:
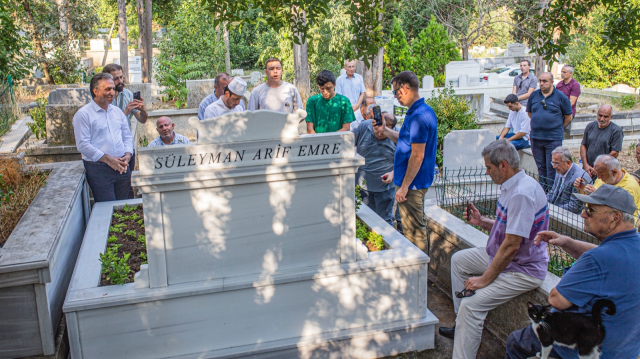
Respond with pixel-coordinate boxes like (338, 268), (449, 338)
(202, 77), (247, 119)
(352, 97), (376, 131)
(148, 116), (191, 147)
(336, 59), (366, 112)
(248, 57), (303, 113)
(72, 73), (134, 202)
(198, 73), (240, 121)
(497, 94), (531, 150)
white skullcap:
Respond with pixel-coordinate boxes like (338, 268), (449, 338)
(227, 77), (247, 96)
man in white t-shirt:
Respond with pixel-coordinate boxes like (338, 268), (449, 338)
(247, 57), (303, 113)
(497, 94), (531, 150)
(203, 77), (246, 119)
(336, 59), (366, 112)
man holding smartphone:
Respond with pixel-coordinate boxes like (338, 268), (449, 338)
(103, 64), (148, 126)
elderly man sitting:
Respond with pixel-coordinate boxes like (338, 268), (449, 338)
(547, 146), (592, 213)
(506, 185), (640, 359)
(574, 154), (640, 217)
(438, 140), (549, 359)
(148, 116), (190, 147)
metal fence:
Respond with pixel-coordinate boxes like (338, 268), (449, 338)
(0, 75), (19, 137)
(435, 167), (598, 277)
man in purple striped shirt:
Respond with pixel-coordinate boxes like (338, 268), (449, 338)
(438, 140), (550, 359)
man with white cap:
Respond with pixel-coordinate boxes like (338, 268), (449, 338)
(202, 77), (247, 119)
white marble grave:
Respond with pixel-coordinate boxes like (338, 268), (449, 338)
(443, 129), (496, 171)
(445, 61), (480, 87)
(64, 109), (437, 358)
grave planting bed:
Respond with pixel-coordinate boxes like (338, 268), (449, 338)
(356, 217), (388, 252)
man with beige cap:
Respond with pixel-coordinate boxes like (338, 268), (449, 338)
(202, 77), (247, 119)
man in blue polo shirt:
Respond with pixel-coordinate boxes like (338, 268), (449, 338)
(527, 72), (573, 192)
(380, 71), (437, 252)
(506, 184), (640, 359)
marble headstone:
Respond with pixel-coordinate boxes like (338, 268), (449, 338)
(422, 75), (434, 90)
(506, 43), (525, 57)
(443, 129), (496, 170)
(231, 69), (244, 76)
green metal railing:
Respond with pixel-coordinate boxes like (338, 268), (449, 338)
(435, 167), (598, 277)
(0, 75), (18, 137)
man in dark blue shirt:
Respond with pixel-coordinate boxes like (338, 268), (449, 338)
(506, 185), (640, 359)
(380, 71), (437, 252)
(527, 72), (573, 192)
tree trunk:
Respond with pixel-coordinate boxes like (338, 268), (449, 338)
(102, 20), (116, 67)
(292, 9), (310, 102)
(461, 38), (469, 61)
(136, 0), (148, 83)
(535, 0), (548, 76)
(55, 0), (68, 35)
(21, 0), (54, 84)
(363, 47), (384, 96)
(144, 0), (153, 81)
(118, 0), (129, 80)
(223, 22), (231, 74)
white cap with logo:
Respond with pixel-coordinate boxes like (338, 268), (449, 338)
(227, 77), (247, 97)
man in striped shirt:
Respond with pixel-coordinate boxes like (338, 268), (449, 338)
(438, 140), (550, 359)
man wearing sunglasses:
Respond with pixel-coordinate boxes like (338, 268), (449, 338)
(512, 59), (538, 107)
(506, 185), (640, 359)
(527, 72), (573, 193)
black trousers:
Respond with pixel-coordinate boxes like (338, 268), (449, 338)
(505, 325), (563, 359)
(83, 158), (132, 203)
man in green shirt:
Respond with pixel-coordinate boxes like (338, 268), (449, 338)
(306, 70), (355, 134)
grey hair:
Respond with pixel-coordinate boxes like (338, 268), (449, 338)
(621, 211), (636, 224)
(89, 72), (113, 99)
(551, 146), (573, 163)
(481, 140), (520, 169)
(594, 154), (621, 171)
(562, 65), (575, 73)
(366, 104), (378, 113)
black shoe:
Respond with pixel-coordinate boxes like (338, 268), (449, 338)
(396, 221), (404, 234)
(438, 325), (455, 339)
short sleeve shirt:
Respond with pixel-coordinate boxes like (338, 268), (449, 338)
(526, 88), (573, 141)
(486, 170), (549, 280)
(593, 170), (640, 218)
(148, 133), (191, 147)
(554, 229), (640, 359)
(556, 78), (581, 116)
(505, 106), (531, 141)
(393, 99), (437, 190)
(112, 88), (138, 127)
(247, 82), (304, 113)
(353, 120), (396, 192)
(513, 73), (538, 106)
(335, 74), (366, 106)
(305, 93), (355, 133)
(581, 121), (623, 167)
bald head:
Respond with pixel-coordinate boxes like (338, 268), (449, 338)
(540, 72), (553, 81)
(596, 105), (613, 128)
(539, 72), (554, 93)
(156, 116), (175, 141)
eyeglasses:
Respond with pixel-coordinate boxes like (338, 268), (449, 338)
(541, 99), (547, 110)
(392, 88), (400, 96)
(582, 205), (617, 217)
(551, 161), (562, 166)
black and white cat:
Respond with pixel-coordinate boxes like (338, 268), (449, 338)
(527, 299), (616, 359)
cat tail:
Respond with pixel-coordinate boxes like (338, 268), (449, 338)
(591, 299), (616, 325)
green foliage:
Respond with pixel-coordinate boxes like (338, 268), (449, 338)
(355, 180), (365, 211)
(137, 219), (144, 225)
(123, 204), (137, 213)
(228, 8), (279, 69)
(383, 17), (413, 89)
(356, 219), (368, 240)
(27, 96), (47, 140)
(99, 244), (131, 285)
(617, 95), (639, 110)
(107, 235), (118, 243)
(137, 234), (146, 245)
(345, 0), (385, 67)
(156, 57), (208, 108)
(0, 0), (29, 80)
(425, 85), (479, 167)
(410, 16), (460, 87)
(124, 229), (137, 238)
(367, 231), (385, 251)
(0, 174), (12, 202)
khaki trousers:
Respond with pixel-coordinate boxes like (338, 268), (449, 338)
(396, 186), (429, 252)
(450, 247), (543, 359)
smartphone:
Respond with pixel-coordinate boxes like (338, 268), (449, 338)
(133, 91), (141, 101)
(373, 106), (382, 127)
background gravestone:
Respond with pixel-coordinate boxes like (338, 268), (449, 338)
(48, 88), (92, 105)
(445, 61), (480, 87)
(231, 69), (244, 76)
(249, 71), (263, 86)
(46, 104), (84, 146)
(422, 75), (434, 90)
(127, 83), (152, 111)
(506, 43), (525, 57)
(186, 79), (215, 109)
(458, 74), (469, 88)
(443, 129), (496, 170)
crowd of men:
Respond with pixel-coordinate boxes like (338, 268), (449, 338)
(72, 58), (640, 359)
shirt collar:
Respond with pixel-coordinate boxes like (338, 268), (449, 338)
(406, 98), (425, 115)
(559, 163), (575, 179)
(90, 100), (111, 113)
(500, 170), (526, 191)
(601, 229), (640, 245)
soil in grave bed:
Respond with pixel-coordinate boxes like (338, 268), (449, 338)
(99, 204), (147, 286)
(356, 218), (389, 252)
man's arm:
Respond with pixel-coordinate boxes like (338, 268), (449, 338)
(512, 85), (517, 95)
(508, 132), (527, 141)
(549, 288), (573, 310)
(534, 230), (597, 260)
(579, 144), (594, 175)
(395, 143), (425, 202)
(338, 123), (350, 132)
(498, 127), (510, 139)
(609, 150), (619, 158)
(466, 234), (521, 290)
(519, 87), (535, 101)
(563, 113), (573, 127)
(133, 107), (148, 124)
(352, 92), (364, 112)
(73, 111), (105, 162)
(569, 95), (578, 107)
(306, 122), (316, 134)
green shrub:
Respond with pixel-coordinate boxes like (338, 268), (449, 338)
(27, 96), (47, 140)
(156, 57), (207, 108)
(616, 95), (639, 110)
(99, 244), (131, 285)
(383, 17), (413, 89)
(367, 231), (385, 251)
(410, 16), (460, 87)
(425, 85), (479, 167)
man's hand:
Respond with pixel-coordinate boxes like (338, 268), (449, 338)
(352, 104), (359, 112)
(583, 164), (596, 177)
(465, 276), (490, 291)
(100, 154), (129, 174)
(373, 115), (386, 137)
(464, 202), (483, 226)
(584, 184), (596, 194)
(124, 99), (144, 116)
(534, 230), (571, 248)
(381, 171), (394, 184)
(118, 152), (132, 165)
(395, 186), (408, 203)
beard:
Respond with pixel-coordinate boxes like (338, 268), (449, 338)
(114, 83), (124, 92)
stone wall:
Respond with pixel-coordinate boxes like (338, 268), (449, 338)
(186, 79), (215, 109)
(46, 104), (83, 146)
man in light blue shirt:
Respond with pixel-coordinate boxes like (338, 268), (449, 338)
(148, 116), (190, 147)
(336, 60), (366, 112)
(198, 73), (245, 121)
(73, 73), (134, 202)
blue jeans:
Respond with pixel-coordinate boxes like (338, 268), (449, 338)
(360, 188), (395, 226)
(84, 159), (132, 202)
(531, 138), (562, 192)
(496, 133), (531, 150)
(505, 325), (562, 359)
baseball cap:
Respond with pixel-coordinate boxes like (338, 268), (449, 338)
(573, 184), (637, 215)
(227, 77), (247, 97)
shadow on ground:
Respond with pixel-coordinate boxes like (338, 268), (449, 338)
(385, 280), (506, 359)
